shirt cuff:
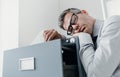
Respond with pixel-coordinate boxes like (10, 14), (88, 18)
(73, 33), (93, 47)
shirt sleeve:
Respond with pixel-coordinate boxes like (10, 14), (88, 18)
(75, 16), (120, 77)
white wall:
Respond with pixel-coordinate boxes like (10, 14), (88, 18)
(0, 0), (19, 77)
(105, 0), (120, 18)
(0, 0), (18, 50)
(0, 0), (1, 47)
(19, 0), (59, 47)
(0, 1), (2, 77)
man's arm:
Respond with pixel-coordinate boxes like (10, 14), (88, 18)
(74, 16), (120, 77)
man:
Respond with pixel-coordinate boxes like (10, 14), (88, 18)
(43, 8), (120, 77)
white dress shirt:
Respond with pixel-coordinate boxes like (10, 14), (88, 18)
(74, 15), (120, 77)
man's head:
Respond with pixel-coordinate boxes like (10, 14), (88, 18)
(58, 8), (95, 35)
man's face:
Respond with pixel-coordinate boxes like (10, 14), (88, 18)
(63, 12), (93, 35)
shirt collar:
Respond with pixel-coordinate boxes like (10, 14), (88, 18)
(93, 19), (104, 37)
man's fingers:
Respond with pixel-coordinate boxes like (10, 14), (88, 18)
(47, 30), (56, 41)
(43, 30), (51, 41)
(44, 29), (57, 41)
(83, 28), (88, 33)
(43, 30), (49, 36)
(43, 29), (61, 41)
(81, 26), (86, 32)
(45, 29), (54, 41)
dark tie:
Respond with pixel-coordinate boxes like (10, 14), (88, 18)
(92, 36), (97, 50)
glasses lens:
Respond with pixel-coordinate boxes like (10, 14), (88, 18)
(71, 14), (78, 25)
(67, 26), (73, 35)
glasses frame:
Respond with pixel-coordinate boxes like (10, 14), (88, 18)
(67, 13), (78, 35)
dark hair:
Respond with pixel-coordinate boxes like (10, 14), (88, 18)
(58, 8), (81, 29)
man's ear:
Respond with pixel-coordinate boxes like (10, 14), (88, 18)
(81, 10), (89, 15)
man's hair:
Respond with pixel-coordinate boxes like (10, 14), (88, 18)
(58, 8), (81, 29)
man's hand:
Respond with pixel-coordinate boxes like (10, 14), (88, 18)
(43, 29), (62, 41)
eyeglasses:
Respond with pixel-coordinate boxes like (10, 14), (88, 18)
(67, 13), (78, 35)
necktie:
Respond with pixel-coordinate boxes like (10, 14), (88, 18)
(92, 36), (97, 50)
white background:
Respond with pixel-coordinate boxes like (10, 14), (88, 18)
(105, 0), (120, 18)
